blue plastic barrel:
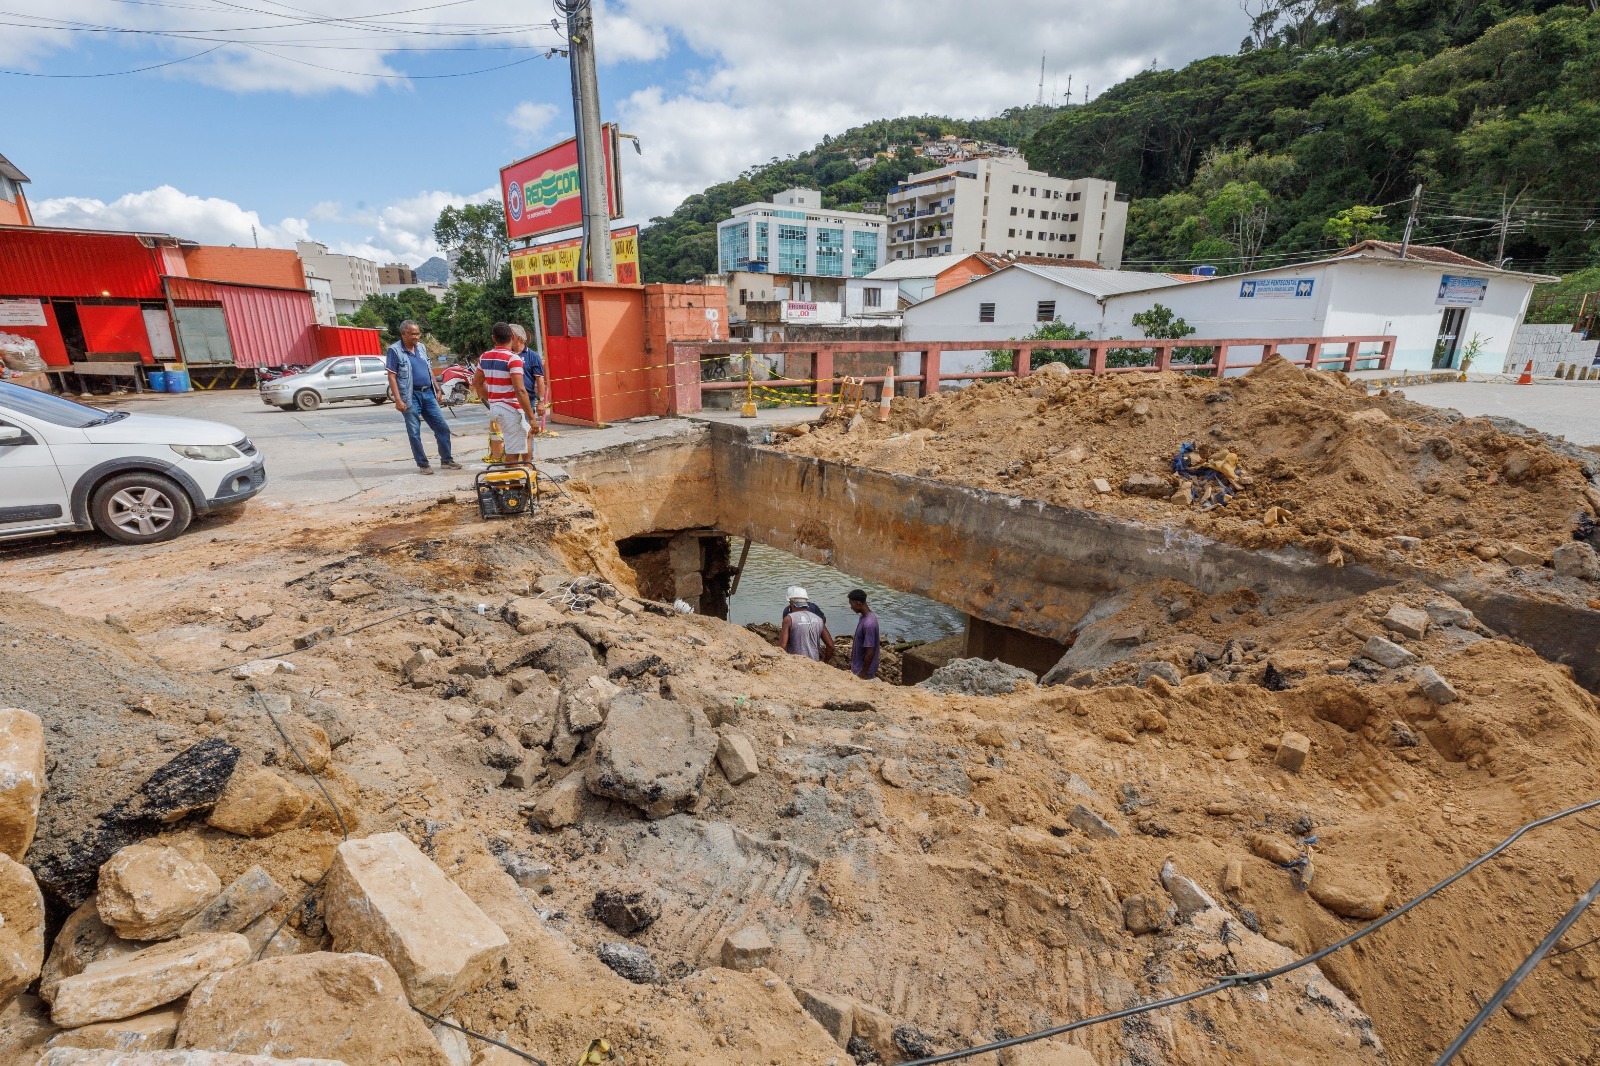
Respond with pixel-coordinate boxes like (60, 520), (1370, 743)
(146, 369), (168, 392)
(165, 367), (191, 393)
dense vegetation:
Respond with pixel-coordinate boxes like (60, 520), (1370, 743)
(639, 0), (1599, 284)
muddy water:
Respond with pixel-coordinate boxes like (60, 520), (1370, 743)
(725, 542), (966, 644)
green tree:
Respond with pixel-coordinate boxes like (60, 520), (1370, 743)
(434, 202), (509, 285)
(985, 319), (1094, 372)
(1321, 205), (1390, 246)
(426, 265), (536, 358)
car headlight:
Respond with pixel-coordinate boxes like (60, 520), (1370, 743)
(171, 444), (240, 461)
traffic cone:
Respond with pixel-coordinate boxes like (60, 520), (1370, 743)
(878, 368), (894, 422)
(1516, 360), (1533, 385)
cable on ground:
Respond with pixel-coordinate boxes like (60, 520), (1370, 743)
(899, 795), (1600, 1065)
(213, 601), (514, 675)
(414, 1008), (550, 1065)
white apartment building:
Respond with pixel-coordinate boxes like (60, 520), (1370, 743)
(885, 157), (1128, 268)
(295, 240), (380, 316)
(716, 188), (887, 280)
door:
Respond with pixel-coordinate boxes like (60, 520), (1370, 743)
(1433, 308), (1467, 369)
(143, 308), (178, 363)
(356, 357), (390, 397)
(320, 357), (361, 399)
(173, 306), (234, 365)
(541, 292), (596, 424)
(0, 413), (71, 535)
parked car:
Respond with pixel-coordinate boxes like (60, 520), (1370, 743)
(259, 356), (392, 411)
(0, 381), (266, 545)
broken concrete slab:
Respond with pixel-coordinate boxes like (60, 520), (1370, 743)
(230, 660), (295, 682)
(175, 952), (449, 1065)
(206, 765), (310, 838)
(177, 866), (285, 938)
(0, 855), (45, 1010)
(1067, 805), (1118, 840)
(1413, 666), (1459, 706)
(1160, 860), (1219, 919)
(530, 774), (586, 830)
(0, 709), (45, 862)
(327, 578), (378, 602)
(96, 844), (222, 941)
(799, 987), (854, 1047)
(1274, 732), (1311, 773)
(1501, 544), (1543, 568)
(715, 732), (760, 784)
(1554, 542), (1600, 580)
(595, 942), (657, 984)
(47, 1005), (183, 1051)
(1121, 473), (1170, 498)
(720, 927), (773, 972)
(584, 694), (718, 820)
(40, 902), (125, 1005)
(592, 886), (661, 936)
(560, 675), (619, 734)
(1360, 635), (1417, 669)
(50, 933), (250, 1029)
(917, 658), (1037, 696)
(1381, 603), (1429, 641)
(322, 832), (510, 1013)
(1424, 599), (1477, 628)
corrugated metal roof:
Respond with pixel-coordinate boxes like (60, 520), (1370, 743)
(1012, 263), (1188, 297)
(0, 228), (164, 299)
(863, 254), (978, 280)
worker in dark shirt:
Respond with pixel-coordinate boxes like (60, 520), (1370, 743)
(847, 589), (881, 680)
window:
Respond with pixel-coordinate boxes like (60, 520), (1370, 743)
(1008, 228), (1016, 237)
(739, 288), (748, 306)
(1067, 233), (1077, 242)
(1037, 300), (1056, 322)
(777, 224), (808, 273)
(360, 357), (386, 372)
(850, 230), (880, 276)
(864, 287), (882, 308)
(979, 302), (996, 323)
(1070, 212), (1079, 222)
(328, 358), (356, 375)
(0, 175), (16, 204)
(1027, 209), (1035, 218)
(815, 227), (845, 276)
(754, 222), (769, 264)
(718, 221), (750, 273)
(1010, 206), (1018, 216)
(1026, 230), (1033, 239)
(1030, 187), (1037, 196)
(1011, 184), (1020, 193)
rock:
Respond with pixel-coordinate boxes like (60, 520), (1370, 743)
(1067, 804), (1118, 840)
(500, 628), (598, 681)
(1274, 731), (1311, 773)
(1424, 599), (1476, 628)
(606, 649), (664, 681)
(592, 886), (661, 936)
(998, 1040), (1099, 1066)
(1501, 543), (1543, 567)
(1473, 543), (1501, 561)
(1381, 604), (1429, 641)
(40, 1053), (342, 1065)
(559, 675), (619, 733)
(1166, 597), (1194, 622)
(1389, 535), (1422, 551)
(50, 933), (250, 1029)
(1122, 894), (1170, 935)
(322, 832), (510, 1013)
(47, 1005), (183, 1051)
(431, 1019), (470, 1066)
(1413, 666), (1459, 706)
(0, 855), (45, 1009)
(916, 658), (1037, 696)
(1091, 478), (1112, 494)
(1307, 865), (1391, 919)
(1121, 473), (1170, 497)
(1107, 626), (1147, 647)
(1554, 542), (1600, 580)
(799, 988), (854, 1047)
(96, 845), (222, 940)
(207, 765), (310, 838)
(233, 604), (274, 625)
(1250, 834), (1302, 866)
(584, 694), (718, 820)
(292, 626), (334, 651)
(595, 942), (657, 984)
(177, 867), (285, 937)
(1349, 407), (1389, 425)
(496, 854), (550, 893)
(273, 714), (332, 773)
(40, 903), (125, 1005)
(1223, 860), (1244, 894)
(1160, 860), (1219, 918)
(175, 951), (449, 1065)
(715, 732), (760, 785)
(0, 709), (45, 861)
(530, 774), (585, 829)
(1360, 635), (1417, 669)
(1138, 661), (1182, 687)
(327, 578), (378, 602)
(502, 757), (543, 791)
(403, 649), (443, 686)
(230, 660), (294, 681)
(719, 927), (773, 972)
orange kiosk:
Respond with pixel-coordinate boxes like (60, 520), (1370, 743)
(537, 282), (656, 427)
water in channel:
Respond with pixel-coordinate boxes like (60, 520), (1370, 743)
(724, 542), (966, 645)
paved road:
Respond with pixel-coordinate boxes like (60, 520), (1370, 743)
(1398, 381), (1600, 446)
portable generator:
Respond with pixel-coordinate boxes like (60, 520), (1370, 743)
(475, 468), (537, 520)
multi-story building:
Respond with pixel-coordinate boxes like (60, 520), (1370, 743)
(0, 152), (34, 227)
(294, 240), (380, 316)
(715, 188), (887, 281)
(378, 262), (418, 286)
(885, 157), (1128, 268)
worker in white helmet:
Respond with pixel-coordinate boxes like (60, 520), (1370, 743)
(778, 586), (833, 662)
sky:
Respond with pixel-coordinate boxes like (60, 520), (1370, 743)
(2, 1), (1253, 268)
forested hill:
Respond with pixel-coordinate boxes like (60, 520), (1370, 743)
(640, 0), (1600, 285)
(638, 107), (1069, 283)
(1026, 0), (1600, 276)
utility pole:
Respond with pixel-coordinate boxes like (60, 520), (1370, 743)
(251, 225), (258, 249)
(1037, 53), (1045, 106)
(1494, 188), (1523, 266)
(1065, 74), (1072, 103)
(564, 0), (613, 283)
(1399, 183), (1422, 259)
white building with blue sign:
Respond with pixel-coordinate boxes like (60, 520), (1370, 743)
(715, 188), (887, 279)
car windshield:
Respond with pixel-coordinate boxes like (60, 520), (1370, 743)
(296, 359), (337, 375)
(0, 381), (130, 428)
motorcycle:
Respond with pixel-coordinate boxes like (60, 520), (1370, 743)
(255, 364), (309, 385)
(438, 360), (476, 408)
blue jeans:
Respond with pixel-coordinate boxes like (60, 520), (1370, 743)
(401, 388), (453, 467)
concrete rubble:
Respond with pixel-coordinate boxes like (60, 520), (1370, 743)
(50, 934), (251, 1029)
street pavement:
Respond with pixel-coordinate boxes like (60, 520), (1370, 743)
(1395, 380), (1600, 446)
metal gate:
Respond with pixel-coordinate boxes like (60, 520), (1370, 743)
(173, 306), (234, 365)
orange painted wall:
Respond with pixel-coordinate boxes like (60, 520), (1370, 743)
(581, 286), (649, 423)
(933, 255), (996, 296)
(182, 247), (307, 290)
(643, 284), (727, 413)
(0, 194), (30, 227)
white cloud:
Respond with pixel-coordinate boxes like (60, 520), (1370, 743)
(31, 186), (310, 249)
(507, 102), (563, 147)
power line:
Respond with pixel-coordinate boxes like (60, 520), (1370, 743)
(235, 39), (555, 77)
(0, 40), (223, 75)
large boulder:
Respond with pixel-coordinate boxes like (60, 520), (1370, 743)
(95, 845), (221, 940)
(0, 708), (45, 861)
(321, 833), (509, 1013)
(50, 933), (250, 1029)
(176, 952), (449, 1065)
(40, 902), (126, 1005)
(584, 694), (718, 819)
(46, 1005), (183, 1051)
(0, 854), (46, 1009)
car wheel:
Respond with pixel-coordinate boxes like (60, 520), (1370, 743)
(293, 390), (321, 412)
(90, 472), (194, 545)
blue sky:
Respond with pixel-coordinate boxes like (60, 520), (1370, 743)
(3, 1), (1250, 265)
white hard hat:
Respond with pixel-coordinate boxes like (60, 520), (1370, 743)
(786, 586), (808, 601)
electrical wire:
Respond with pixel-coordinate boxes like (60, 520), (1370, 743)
(414, 1009), (549, 1065)
(0, 40), (222, 75)
(898, 795), (1600, 1065)
(235, 39), (554, 77)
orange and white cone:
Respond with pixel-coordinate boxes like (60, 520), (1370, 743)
(1516, 360), (1533, 385)
(879, 368), (893, 422)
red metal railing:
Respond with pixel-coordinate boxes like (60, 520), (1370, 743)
(664, 335), (1396, 414)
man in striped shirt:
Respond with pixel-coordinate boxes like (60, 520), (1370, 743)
(471, 322), (537, 466)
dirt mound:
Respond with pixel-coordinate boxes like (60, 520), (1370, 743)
(778, 356), (1600, 577)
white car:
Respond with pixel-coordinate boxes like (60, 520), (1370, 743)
(0, 381), (266, 545)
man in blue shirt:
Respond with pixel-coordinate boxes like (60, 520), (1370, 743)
(384, 320), (459, 474)
(510, 324), (548, 434)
